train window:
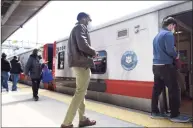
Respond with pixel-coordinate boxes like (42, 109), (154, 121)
(58, 51), (65, 69)
(91, 50), (107, 74)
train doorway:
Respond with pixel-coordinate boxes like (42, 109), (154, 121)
(174, 10), (192, 116)
(43, 44), (54, 70)
(161, 10), (192, 116)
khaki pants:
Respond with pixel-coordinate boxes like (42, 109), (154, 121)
(63, 67), (91, 125)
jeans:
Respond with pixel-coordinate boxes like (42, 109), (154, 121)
(11, 74), (20, 91)
(1, 71), (10, 91)
(151, 64), (180, 118)
(31, 79), (41, 98)
(1, 76), (3, 92)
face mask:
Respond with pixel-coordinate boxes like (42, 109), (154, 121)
(33, 52), (38, 56)
(171, 24), (176, 34)
(40, 59), (43, 64)
(87, 21), (92, 30)
(171, 28), (175, 34)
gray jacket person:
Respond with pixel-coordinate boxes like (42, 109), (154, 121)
(68, 23), (96, 68)
(24, 49), (42, 101)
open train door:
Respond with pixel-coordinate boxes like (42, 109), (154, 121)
(159, 10), (192, 117)
(52, 41), (57, 91)
(42, 43), (56, 91)
(191, 31), (193, 99)
(157, 1), (192, 117)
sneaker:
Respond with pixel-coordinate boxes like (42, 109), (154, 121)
(33, 96), (39, 101)
(190, 117), (193, 122)
(151, 113), (168, 119)
(170, 115), (190, 123)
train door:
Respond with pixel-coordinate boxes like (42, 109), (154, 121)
(174, 18), (192, 116)
(48, 44), (53, 70)
(190, 31), (193, 99)
(43, 44), (54, 70)
(42, 43), (55, 90)
(160, 10), (192, 116)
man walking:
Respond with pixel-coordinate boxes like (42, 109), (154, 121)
(24, 49), (42, 101)
(61, 12), (97, 128)
(10, 56), (23, 91)
(151, 17), (189, 123)
(1, 53), (11, 92)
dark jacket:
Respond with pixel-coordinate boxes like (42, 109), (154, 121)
(24, 54), (42, 79)
(1, 58), (11, 72)
(68, 23), (96, 68)
(153, 28), (177, 64)
(10, 59), (23, 74)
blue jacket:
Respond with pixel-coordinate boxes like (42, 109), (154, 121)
(153, 28), (177, 64)
(42, 65), (53, 83)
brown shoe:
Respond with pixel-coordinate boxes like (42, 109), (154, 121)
(61, 124), (73, 128)
(79, 118), (96, 127)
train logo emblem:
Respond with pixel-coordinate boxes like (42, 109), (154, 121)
(121, 51), (138, 71)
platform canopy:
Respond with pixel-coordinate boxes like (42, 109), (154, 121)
(1, 0), (50, 44)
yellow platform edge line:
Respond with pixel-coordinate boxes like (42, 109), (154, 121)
(17, 84), (192, 128)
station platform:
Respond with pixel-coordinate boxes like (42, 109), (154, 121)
(2, 83), (192, 127)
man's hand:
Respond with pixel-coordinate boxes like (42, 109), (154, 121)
(93, 51), (99, 58)
(25, 75), (30, 81)
(95, 51), (99, 57)
(176, 53), (180, 60)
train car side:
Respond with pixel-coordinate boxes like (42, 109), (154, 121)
(53, 1), (192, 113)
(54, 10), (159, 111)
(7, 1), (191, 113)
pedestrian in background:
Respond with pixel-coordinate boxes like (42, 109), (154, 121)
(24, 49), (42, 101)
(1, 53), (11, 92)
(41, 62), (54, 90)
(10, 56), (23, 91)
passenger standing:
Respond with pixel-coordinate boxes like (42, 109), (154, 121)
(10, 56), (23, 91)
(24, 49), (42, 101)
(61, 12), (97, 128)
(1, 53), (11, 92)
(41, 62), (54, 90)
(151, 17), (189, 123)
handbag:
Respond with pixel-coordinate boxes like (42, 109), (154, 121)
(175, 59), (183, 69)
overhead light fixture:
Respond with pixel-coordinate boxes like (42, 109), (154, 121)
(31, 8), (38, 11)
(175, 31), (183, 34)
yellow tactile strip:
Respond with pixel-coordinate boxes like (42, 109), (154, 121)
(17, 84), (192, 127)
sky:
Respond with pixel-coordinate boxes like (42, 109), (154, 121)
(4, 1), (169, 55)
(7, 1), (169, 43)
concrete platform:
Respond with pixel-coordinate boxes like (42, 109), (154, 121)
(2, 83), (192, 127)
(2, 85), (142, 127)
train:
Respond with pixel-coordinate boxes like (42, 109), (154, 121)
(8, 1), (192, 115)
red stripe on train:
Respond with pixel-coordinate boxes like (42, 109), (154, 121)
(43, 44), (48, 61)
(105, 80), (154, 99)
(52, 41), (57, 90)
(52, 41), (56, 78)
